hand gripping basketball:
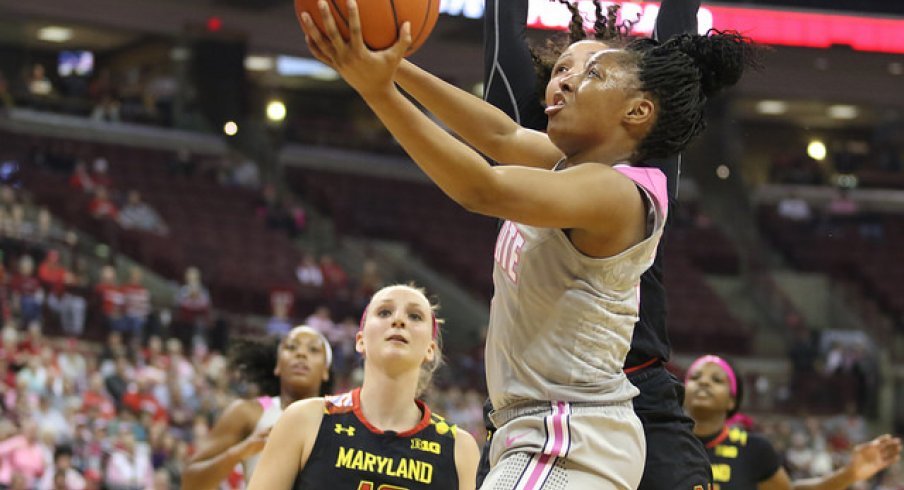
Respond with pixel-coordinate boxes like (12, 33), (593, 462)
(300, 0), (412, 97)
(295, 0), (438, 55)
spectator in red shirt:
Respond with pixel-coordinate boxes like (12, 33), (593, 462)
(88, 187), (118, 220)
(121, 267), (150, 346)
(37, 250), (68, 294)
(122, 375), (168, 424)
(39, 250), (87, 337)
(95, 265), (126, 335)
(319, 254), (348, 302)
(174, 266), (211, 350)
(81, 372), (116, 420)
(8, 255), (43, 326)
(68, 161), (95, 193)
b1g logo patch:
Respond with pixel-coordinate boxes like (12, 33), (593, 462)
(410, 438), (441, 455)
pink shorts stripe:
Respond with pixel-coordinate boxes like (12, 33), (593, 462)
(543, 401), (571, 458)
(516, 453), (556, 490)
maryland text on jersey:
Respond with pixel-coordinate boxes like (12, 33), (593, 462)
(293, 389), (460, 490)
(335, 446), (434, 484)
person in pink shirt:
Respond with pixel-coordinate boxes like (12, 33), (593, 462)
(0, 419), (47, 488)
(104, 431), (154, 490)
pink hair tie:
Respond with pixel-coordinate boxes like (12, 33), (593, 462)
(687, 355), (737, 396)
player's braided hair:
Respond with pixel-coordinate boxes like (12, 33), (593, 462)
(624, 31), (759, 161)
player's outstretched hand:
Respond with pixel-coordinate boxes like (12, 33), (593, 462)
(300, 0), (412, 98)
(848, 434), (902, 482)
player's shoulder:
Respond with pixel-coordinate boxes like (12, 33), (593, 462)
(222, 397), (265, 424)
(323, 390), (356, 415)
(726, 426), (773, 451)
(282, 397), (328, 425)
(426, 410), (463, 442)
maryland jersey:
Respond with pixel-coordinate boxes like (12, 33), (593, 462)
(293, 388), (459, 490)
(700, 426), (781, 490)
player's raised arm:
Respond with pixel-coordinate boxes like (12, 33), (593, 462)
(395, 61), (563, 168)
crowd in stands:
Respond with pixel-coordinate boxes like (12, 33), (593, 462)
(0, 63), (180, 129)
(753, 414), (904, 489)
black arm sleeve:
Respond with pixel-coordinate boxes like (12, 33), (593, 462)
(654, 0), (702, 41)
(482, 0), (548, 132)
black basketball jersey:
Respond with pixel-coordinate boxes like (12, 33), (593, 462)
(293, 388), (459, 490)
(700, 426), (782, 490)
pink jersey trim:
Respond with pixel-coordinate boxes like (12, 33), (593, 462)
(257, 396), (274, 411)
(613, 166), (669, 220)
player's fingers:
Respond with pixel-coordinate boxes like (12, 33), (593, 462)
(318, 0), (347, 55)
(300, 12), (337, 62)
(346, 0), (365, 51)
(305, 34), (334, 66)
(389, 22), (412, 58)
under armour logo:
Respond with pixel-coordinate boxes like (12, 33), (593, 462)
(334, 424), (356, 436)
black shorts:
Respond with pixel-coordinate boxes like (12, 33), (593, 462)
(631, 365), (713, 490)
(475, 365), (712, 490)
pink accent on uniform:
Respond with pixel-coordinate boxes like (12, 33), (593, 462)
(494, 221), (525, 283)
(521, 453), (555, 490)
(358, 307), (438, 338)
(517, 401), (572, 490)
(687, 355), (738, 396)
(257, 396), (274, 411)
(613, 165), (669, 220)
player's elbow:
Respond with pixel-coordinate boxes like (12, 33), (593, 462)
(456, 190), (489, 214)
(179, 464), (212, 490)
(456, 183), (505, 217)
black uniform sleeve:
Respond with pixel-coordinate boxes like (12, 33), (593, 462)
(748, 433), (783, 483)
(482, 0), (548, 132)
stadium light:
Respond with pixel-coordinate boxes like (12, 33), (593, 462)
(827, 105), (858, 120)
(756, 100), (787, 115)
(38, 26), (72, 43)
(266, 100), (287, 122)
(716, 165), (731, 180)
(223, 121), (238, 136)
(807, 140), (827, 161)
(245, 55), (274, 72)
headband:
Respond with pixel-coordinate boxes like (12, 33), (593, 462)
(290, 325), (333, 368)
(686, 355), (737, 396)
(359, 307), (438, 338)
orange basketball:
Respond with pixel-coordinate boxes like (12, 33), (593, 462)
(295, 0), (440, 56)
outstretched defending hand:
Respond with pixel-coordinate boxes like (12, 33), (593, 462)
(848, 434), (902, 482)
(239, 426), (273, 459)
(300, 0), (412, 98)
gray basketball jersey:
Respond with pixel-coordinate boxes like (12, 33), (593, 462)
(486, 166), (668, 410)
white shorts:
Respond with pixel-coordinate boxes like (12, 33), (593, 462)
(480, 400), (646, 490)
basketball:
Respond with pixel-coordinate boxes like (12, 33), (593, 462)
(294, 0), (440, 55)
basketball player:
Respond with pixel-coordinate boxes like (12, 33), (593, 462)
(246, 284), (480, 490)
(393, 0), (711, 486)
(685, 354), (902, 490)
(181, 326), (332, 489)
(301, 0), (756, 485)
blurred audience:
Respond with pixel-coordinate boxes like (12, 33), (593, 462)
(117, 190), (168, 235)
